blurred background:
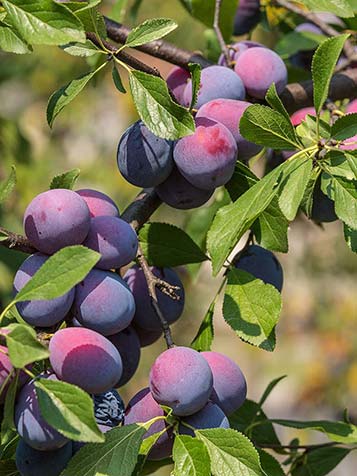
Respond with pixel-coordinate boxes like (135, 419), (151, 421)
(0, 0), (356, 474)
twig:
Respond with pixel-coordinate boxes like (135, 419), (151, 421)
(121, 188), (162, 232)
(136, 244), (176, 348)
(213, 0), (230, 66)
(0, 227), (36, 254)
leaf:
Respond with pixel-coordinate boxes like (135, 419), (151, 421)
(0, 166), (16, 205)
(125, 18), (177, 48)
(292, 447), (351, 476)
(258, 450), (285, 476)
(223, 268), (282, 351)
(129, 70), (195, 140)
(0, 22), (31, 54)
(278, 155), (313, 220)
(61, 424), (146, 476)
(324, 151), (355, 180)
(2, 0), (85, 45)
(13, 245), (100, 303)
(265, 83), (290, 123)
(64, 0), (106, 36)
(321, 174), (357, 229)
(60, 40), (100, 57)
(173, 435), (210, 476)
(299, 0), (354, 17)
(50, 168), (80, 190)
(344, 224), (357, 252)
(139, 222), (208, 267)
(191, 299), (215, 352)
(312, 35), (350, 113)
(112, 65), (126, 93)
(240, 104), (301, 150)
(259, 376), (287, 406)
(188, 63), (201, 110)
(47, 62), (107, 127)
(196, 428), (265, 476)
(5, 324), (49, 368)
(0, 459), (18, 476)
(35, 378), (104, 443)
(275, 30), (325, 59)
(344, 152), (357, 179)
(272, 419), (357, 444)
(332, 113), (357, 141)
(1, 374), (18, 447)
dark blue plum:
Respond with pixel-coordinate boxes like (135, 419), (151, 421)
(108, 327), (141, 386)
(311, 181), (337, 223)
(93, 389), (125, 427)
(180, 402), (230, 436)
(132, 323), (162, 347)
(117, 121), (174, 188)
(234, 245), (284, 291)
(13, 253), (75, 327)
(233, 0), (261, 35)
(76, 189), (119, 218)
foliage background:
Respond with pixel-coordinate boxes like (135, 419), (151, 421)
(0, 0), (356, 473)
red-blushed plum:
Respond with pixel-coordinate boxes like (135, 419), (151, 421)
(16, 439), (73, 476)
(166, 66), (190, 105)
(197, 99), (263, 162)
(235, 47), (287, 99)
(23, 189), (91, 255)
(233, 0), (261, 36)
(201, 351), (247, 415)
(76, 189), (119, 218)
(108, 327), (141, 386)
(149, 346), (213, 416)
(311, 183), (338, 223)
(132, 323), (162, 347)
(183, 66), (245, 108)
(93, 389), (125, 426)
(13, 253), (75, 327)
(73, 269), (135, 336)
(180, 402), (230, 436)
(218, 40), (264, 66)
(173, 117), (237, 190)
(341, 135), (357, 151)
(15, 373), (69, 451)
(290, 107), (316, 126)
(117, 121), (173, 188)
(83, 217), (138, 270)
(156, 166), (214, 210)
(346, 99), (357, 114)
(234, 245), (284, 292)
(49, 328), (123, 394)
(124, 387), (174, 460)
(124, 265), (184, 331)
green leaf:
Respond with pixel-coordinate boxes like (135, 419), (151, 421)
(5, 324), (49, 368)
(0, 22), (31, 54)
(64, 1), (106, 36)
(292, 447), (351, 476)
(129, 70), (195, 140)
(13, 245), (100, 303)
(35, 378), (104, 443)
(60, 39), (100, 57)
(275, 30), (326, 59)
(272, 419), (357, 444)
(50, 168), (80, 190)
(2, 0), (85, 45)
(324, 151), (355, 180)
(1, 374), (18, 447)
(196, 428), (265, 476)
(240, 104), (301, 150)
(125, 18), (177, 48)
(112, 65), (126, 93)
(191, 299), (215, 352)
(139, 222), (208, 267)
(278, 155), (313, 220)
(299, 0), (354, 17)
(47, 62), (107, 127)
(331, 113), (357, 141)
(173, 435), (210, 476)
(344, 152), (357, 179)
(0, 165), (16, 205)
(344, 224), (357, 252)
(312, 34), (350, 113)
(223, 268), (282, 351)
(0, 459), (18, 476)
(61, 424), (147, 476)
(259, 375), (287, 406)
(188, 63), (201, 110)
(265, 83), (291, 123)
(258, 450), (285, 476)
(321, 174), (357, 229)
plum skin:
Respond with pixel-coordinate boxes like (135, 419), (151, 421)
(108, 326), (141, 386)
(166, 66), (190, 105)
(76, 189), (119, 218)
(180, 402), (230, 436)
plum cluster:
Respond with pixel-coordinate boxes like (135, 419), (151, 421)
(116, 40), (287, 209)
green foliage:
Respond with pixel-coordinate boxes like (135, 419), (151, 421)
(275, 30), (326, 59)
(188, 63), (202, 111)
(1, 374), (18, 447)
(191, 299), (215, 351)
(321, 173), (357, 229)
(50, 168), (80, 190)
(344, 224), (357, 252)
(0, 22), (31, 54)
(258, 449), (285, 476)
(124, 18), (178, 48)
(60, 40), (101, 57)
(331, 113), (357, 141)
(112, 65), (126, 93)
(298, 0), (354, 17)
(173, 435), (210, 476)
(292, 447), (351, 476)
(4, 324), (49, 368)
(0, 166), (16, 205)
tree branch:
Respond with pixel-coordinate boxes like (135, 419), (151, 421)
(213, 0), (230, 66)
(0, 227), (36, 254)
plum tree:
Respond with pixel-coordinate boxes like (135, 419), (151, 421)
(117, 121), (173, 188)
(233, 0), (261, 36)
(13, 253), (75, 327)
(15, 373), (69, 451)
(83, 216), (138, 270)
(196, 99), (263, 162)
(173, 117), (237, 190)
(201, 351), (247, 415)
(23, 189), (91, 255)
(76, 189), (119, 218)
(93, 389), (125, 427)
(234, 47), (288, 99)
(16, 439), (73, 476)
(149, 346), (213, 416)
(156, 166), (214, 209)
(234, 245), (284, 291)
(108, 327), (141, 386)
(72, 269), (135, 336)
(124, 265), (184, 331)
(49, 328), (123, 394)
(183, 65), (245, 108)
(166, 66), (190, 105)
(124, 387), (174, 460)
(180, 402), (230, 436)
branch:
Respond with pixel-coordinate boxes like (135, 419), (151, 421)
(0, 227), (36, 254)
(213, 0), (230, 66)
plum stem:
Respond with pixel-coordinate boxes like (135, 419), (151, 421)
(213, 0), (231, 67)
